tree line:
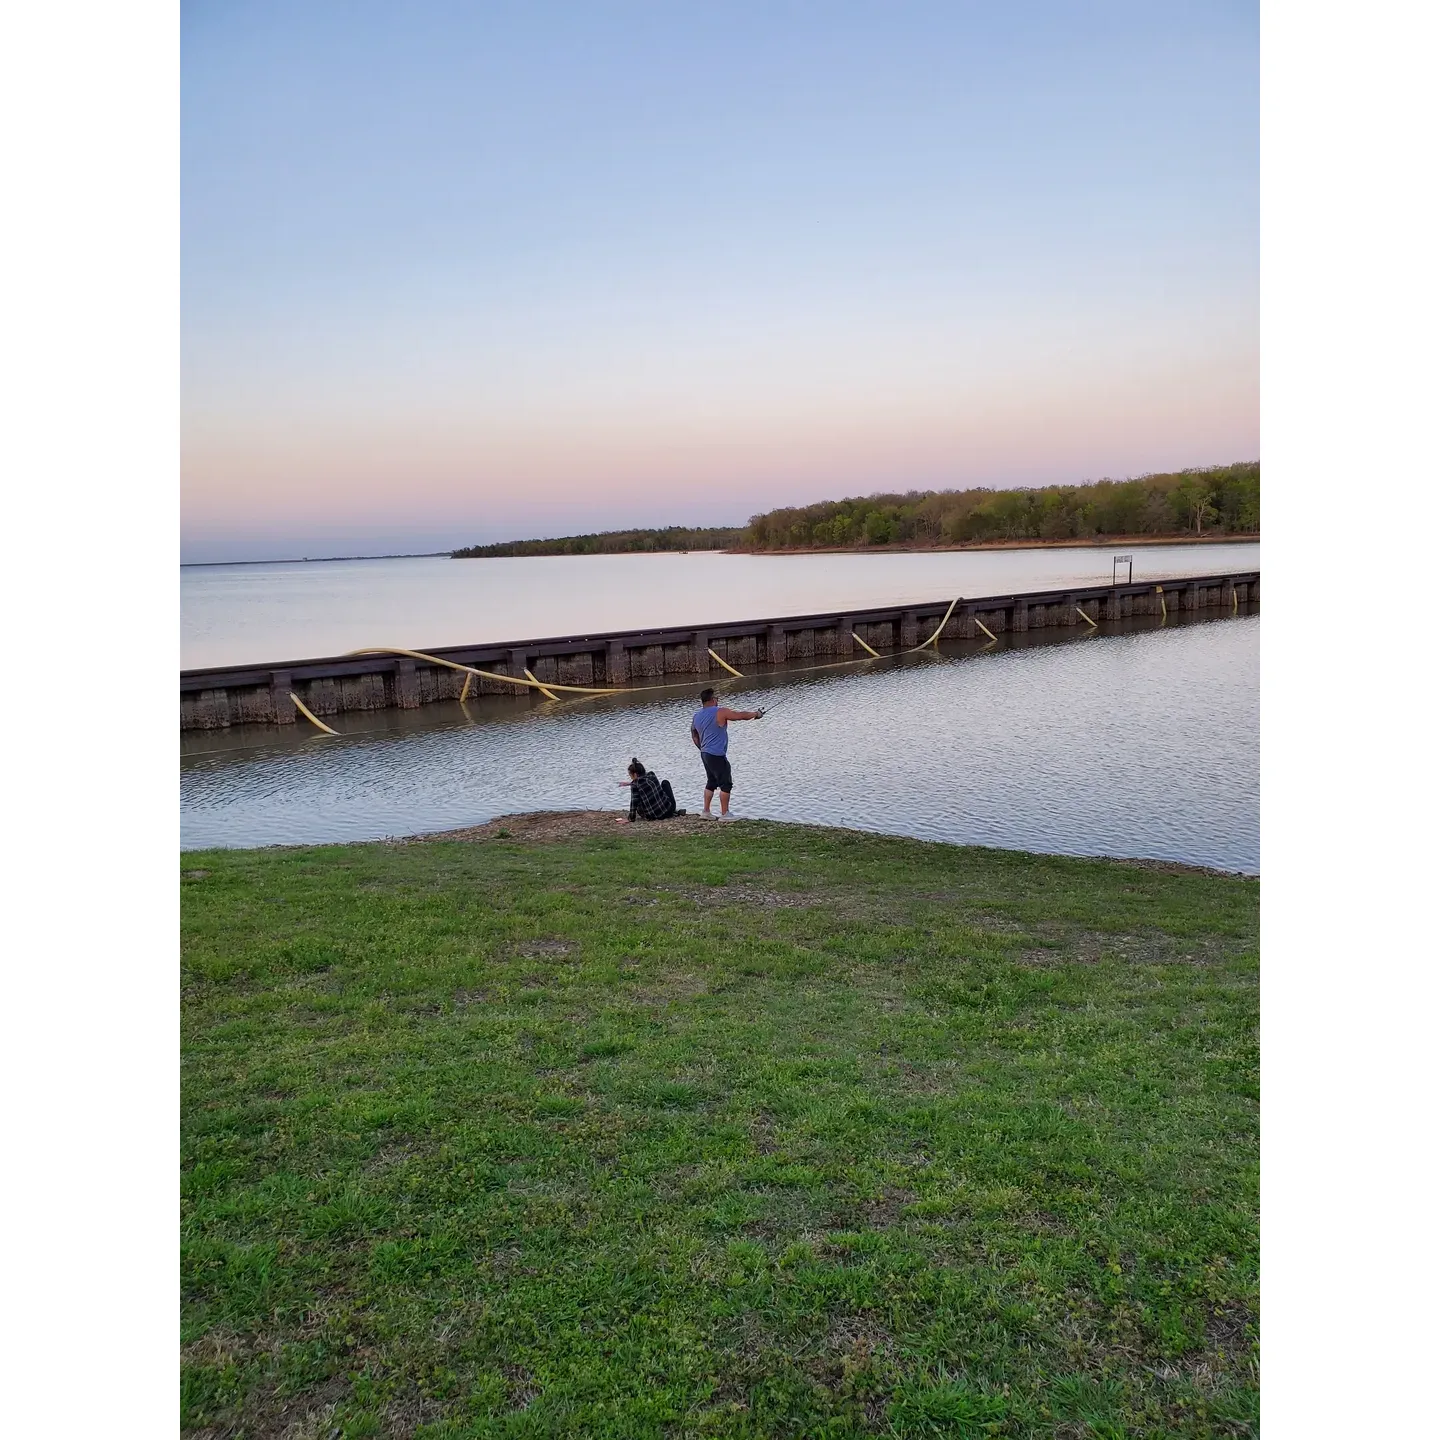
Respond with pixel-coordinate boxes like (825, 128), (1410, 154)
(452, 525), (743, 558)
(740, 463), (1258, 551)
(452, 463), (1258, 558)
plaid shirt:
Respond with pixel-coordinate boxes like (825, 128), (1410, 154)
(629, 771), (669, 820)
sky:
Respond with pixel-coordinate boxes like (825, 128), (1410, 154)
(182, 0), (1258, 562)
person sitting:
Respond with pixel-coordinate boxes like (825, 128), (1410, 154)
(616, 758), (684, 824)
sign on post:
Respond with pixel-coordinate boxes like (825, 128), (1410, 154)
(1112, 554), (1134, 586)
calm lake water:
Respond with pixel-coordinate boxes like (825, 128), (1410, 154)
(182, 613), (1259, 872)
(181, 542), (1259, 669)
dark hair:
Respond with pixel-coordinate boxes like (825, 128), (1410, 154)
(699, 687), (715, 703)
(627, 757), (646, 776)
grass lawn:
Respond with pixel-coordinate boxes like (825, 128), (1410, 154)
(181, 819), (1258, 1439)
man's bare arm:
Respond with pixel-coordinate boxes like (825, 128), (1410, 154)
(716, 707), (764, 723)
(691, 726), (702, 747)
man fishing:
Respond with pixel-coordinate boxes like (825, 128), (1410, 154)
(690, 687), (765, 819)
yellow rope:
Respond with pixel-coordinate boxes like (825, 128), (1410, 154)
(347, 594), (975, 716)
(347, 647), (616, 694)
(1156, 586), (1167, 622)
(459, 670), (472, 701)
(289, 692), (338, 735)
(524, 667), (560, 701)
(917, 595), (962, 649)
(973, 617), (998, 642)
(1075, 605), (1098, 629)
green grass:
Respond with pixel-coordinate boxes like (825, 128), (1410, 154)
(181, 823), (1258, 1439)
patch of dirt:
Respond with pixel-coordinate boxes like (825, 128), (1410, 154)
(1098, 856), (1256, 880)
(183, 1329), (263, 1368)
(886, 1057), (968, 1095)
(1018, 930), (1231, 968)
(364, 1140), (422, 1174)
(401, 812), (1257, 883)
(509, 938), (577, 960)
(659, 882), (827, 909)
(381, 1392), (452, 1432)
(503, 1364), (540, 1410)
(798, 1314), (897, 1391)
(812, 1187), (917, 1232)
(485, 1245), (525, 1275)
(856, 1186), (918, 1227)
(628, 971), (710, 1005)
(749, 1111), (782, 1155)
(279, 1404), (338, 1440)
(184, 1374), (350, 1440)
(1019, 1208), (1076, 1238)
(1204, 1300), (1257, 1356)
(405, 810), (728, 844)
(1149, 1301), (1258, 1394)
(824, 1314), (895, 1362)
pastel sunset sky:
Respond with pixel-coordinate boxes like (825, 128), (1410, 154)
(182, 1), (1257, 562)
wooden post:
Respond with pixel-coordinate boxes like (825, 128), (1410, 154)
(1013, 600), (1029, 633)
(1105, 590), (1123, 622)
(837, 619), (854, 657)
(692, 630), (709, 673)
(196, 687), (229, 729)
(270, 670), (296, 724)
(395, 660), (420, 709)
(767, 624), (786, 665)
(605, 640), (628, 685)
(1063, 595), (1078, 626)
(900, 610), (919, 647)
(310, 676), (338, 714)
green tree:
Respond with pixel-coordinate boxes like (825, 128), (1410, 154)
(1173, 476), (1217, 535)
(864, 510), (895, 544)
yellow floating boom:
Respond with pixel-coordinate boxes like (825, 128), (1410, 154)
(289, 692), (338, 735)
(524, 668), (560, 701)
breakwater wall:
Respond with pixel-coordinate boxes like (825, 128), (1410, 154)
(180, 570), (1258, 730)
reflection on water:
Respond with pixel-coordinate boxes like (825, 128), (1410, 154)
(182, 615), (1259, 872)
(182, 542), (1259, 669)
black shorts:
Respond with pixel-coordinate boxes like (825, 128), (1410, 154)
(701, 751), (733, 793)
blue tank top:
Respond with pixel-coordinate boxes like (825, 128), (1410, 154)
(692, 705), (728, 755)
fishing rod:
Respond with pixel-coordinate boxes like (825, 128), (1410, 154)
(751, 694), (790, 718)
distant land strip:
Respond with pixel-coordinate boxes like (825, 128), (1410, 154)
(451, 463), (1259, 558)
(182, 552), (451, 568)
(452, 526), (743, 558)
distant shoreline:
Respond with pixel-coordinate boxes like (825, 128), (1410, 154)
(722, 532), (1259, 557)
(181, 552), (451, 569)
(183, 532), (1259, 568)
(449, 533), (1259, 560)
